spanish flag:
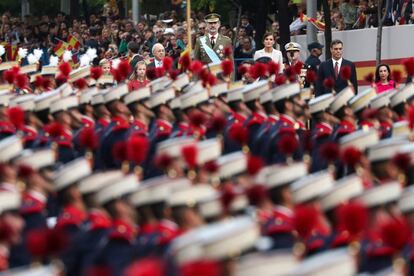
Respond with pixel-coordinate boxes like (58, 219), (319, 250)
(54, 41), (70, 57)
(67, 35), (81, 50)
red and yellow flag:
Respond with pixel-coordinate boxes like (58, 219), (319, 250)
(54, 41), (70, 57)
(67, 35), (81, 50)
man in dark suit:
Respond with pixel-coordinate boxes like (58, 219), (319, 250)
(316, 39), (358, 96)
(146, 43), (165, 69)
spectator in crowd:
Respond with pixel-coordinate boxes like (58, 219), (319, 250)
(340, 0), (358, 29)
(198, 22), (207, 36)
(240, 15), (254, 37)
(234, 36), (255, 76)
(316, 39), (358, 96)
(129, 60), (149, 90)
(375, 63), (396, 94)
(99, 58), (111, 74)
(147, 43), (165, 68)
(253, 32), (283, 74)
(127, 41), (143, 71)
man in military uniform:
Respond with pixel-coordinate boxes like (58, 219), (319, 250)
(193, 13), (233, 64)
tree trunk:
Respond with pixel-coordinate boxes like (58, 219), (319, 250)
(70, 0), (80, 17)
(278, 0), (291, 59)
(322, 0), (332, 59)
(254, 0), (268, 50)
(376, 0), (391, 66)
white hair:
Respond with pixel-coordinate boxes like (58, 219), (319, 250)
(152, 43), (164, 55)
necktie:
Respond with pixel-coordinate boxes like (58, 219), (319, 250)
(334, 61), (339, 79)
(211, 36), (215, 48)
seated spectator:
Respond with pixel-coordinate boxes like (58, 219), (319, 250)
(375, 63), (396, 94)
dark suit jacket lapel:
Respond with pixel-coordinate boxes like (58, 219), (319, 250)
(328, 59), (337, 80)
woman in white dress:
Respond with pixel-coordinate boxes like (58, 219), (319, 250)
(253, 32), (284, 74)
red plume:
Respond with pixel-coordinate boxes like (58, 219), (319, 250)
(181, 144), (198, 169)
(16, 74), (28, 89)
(202, 160), (219, 173)
(364, 73), (374, 83)
(247, 155), (263, 176)
(238, 64), (248, 76)
(155, 67), (165, 78)
(42, 78), (52, 90)
(306, 70), (317, 84)
(0, 219), (14, 243)
(118, 60), (131, 79)
(293, 204), (319, 239)
(267, 61), (280, 76)
(319, 142), (340, 163)
(17, 164), (35, 178)
(340, 66), (351, 80)
(189, 60), (203, 75)
(221, 60), (234, 77)
(26, 228), (68, 258)
(74, 78), (88, 90)
(79, 127), (99, 150)
(7, 106), (25, 129)
(341, 146), (362, 167)
(59, 62), (72, 77)
(154, 153), (173, 170)
(285, 66), (297, 82)
(85, 266), (112, 276)
(47, 122), (64, 137)
(206, 73), (217, 87)
(146, 67), (157, 80)
(392, 70), (402, 83)
(162, 56), (174, 71)
(127, 135), (149, 164)
(189, 109), (207, 127)
(3, 69), (17, 84)
(336, 201), (368, 238)
(44, 228), (69, 256)
(229, 123), (248, 145)
(169, 69), (180, 80)
(220, 183), (236, 212)
(26, 228), (48, 257)
(391, 152), (412, 171)
(246, 184), (268, 206)
(408, 106), (414, 130)
(275, 75), (287, 85)
(56, 74), (68, 84)
(90, 66), (103, 80)
(323, 77), (335, 90)
(34, 75), (45, 88)
(125, 258), (165, 276)
(208, 114), (227, 133)
(293, 61), (303, 75)
(112, 141), (128, 162)
(223, 46), (232, 58)
(199, 69), (209, 83)
(277, 133), (299, 156)
(380, 217), (411, 251)
(179, 52), (191, 71)
(403, 58), (414, 77)
(180, 260), (221, 276)
(249, 63), (267, 79)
